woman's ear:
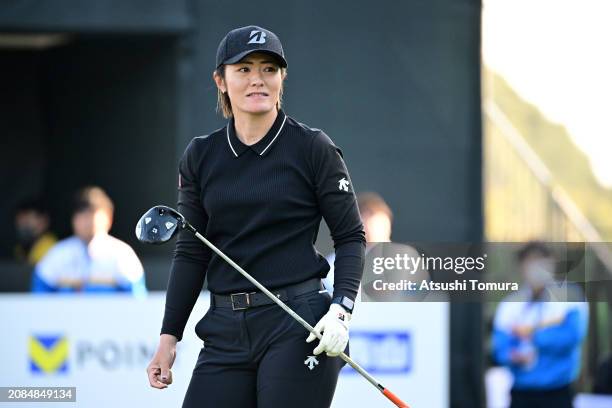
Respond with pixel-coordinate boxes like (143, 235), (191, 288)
(213, 70), (226, 93)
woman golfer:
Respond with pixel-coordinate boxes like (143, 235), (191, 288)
(146, 25), (366, 407)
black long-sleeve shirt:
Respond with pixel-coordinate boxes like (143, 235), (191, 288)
(161, 109), (365, 341)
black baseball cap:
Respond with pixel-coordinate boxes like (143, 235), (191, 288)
(216, 25), (287, 69)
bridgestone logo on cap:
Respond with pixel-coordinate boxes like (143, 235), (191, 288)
(247, 30), (267, 44)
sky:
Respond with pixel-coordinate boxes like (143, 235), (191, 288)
(482, 0), (612, 188)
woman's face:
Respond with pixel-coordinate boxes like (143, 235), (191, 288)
(215, 52), (284, 116)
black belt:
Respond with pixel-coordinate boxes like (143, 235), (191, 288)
(211, 278), (324, 311)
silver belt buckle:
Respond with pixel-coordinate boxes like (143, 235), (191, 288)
(231, 292), (250, 310)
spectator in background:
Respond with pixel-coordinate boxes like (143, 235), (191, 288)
(32, 186), (146, 297)
(14, 198), (57, 265)
(356, 191), (393, 243)
(324, 192), (392, 291)
(492, 241), (589, 408)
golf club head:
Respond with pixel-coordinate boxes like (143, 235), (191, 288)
(135, 205), (186, 244)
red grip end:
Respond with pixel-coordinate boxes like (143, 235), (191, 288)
(382, 388), (410, 408)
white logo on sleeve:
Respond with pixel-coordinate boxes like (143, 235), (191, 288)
(304, 355), (319, 370)
(338, 177), (350, 192)
(247, 30), (267, 44)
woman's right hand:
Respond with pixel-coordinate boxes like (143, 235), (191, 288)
(147, 334), (178, 389)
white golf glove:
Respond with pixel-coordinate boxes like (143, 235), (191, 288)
(306, 303), (351, 356)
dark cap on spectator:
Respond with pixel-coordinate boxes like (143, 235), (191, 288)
(216, 25), (287, 69)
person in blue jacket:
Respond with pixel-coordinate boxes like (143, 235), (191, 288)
(32, 186), (146, 297)
(492, 241), (588, 408)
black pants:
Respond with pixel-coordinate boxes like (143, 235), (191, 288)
(510, 385), (574, 408)
(182, 288), (347, 408)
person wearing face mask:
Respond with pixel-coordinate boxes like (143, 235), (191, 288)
(492, 241), (589, 408)
(14, 199), (57, 265)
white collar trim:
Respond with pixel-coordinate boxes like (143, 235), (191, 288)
(260, 113), (287, 156)
(226, 113), (287, 157)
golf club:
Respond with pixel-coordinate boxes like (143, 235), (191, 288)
(136, 205), (410, 408)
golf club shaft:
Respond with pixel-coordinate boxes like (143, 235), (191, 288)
(191, 229), (410, 408)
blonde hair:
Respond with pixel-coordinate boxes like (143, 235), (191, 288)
(215, 64), (287, 119)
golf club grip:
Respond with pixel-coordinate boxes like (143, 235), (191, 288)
(382, 388), (410, 408)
